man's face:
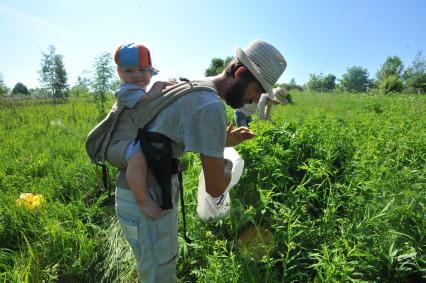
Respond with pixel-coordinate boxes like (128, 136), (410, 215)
(117, 65), (152, 90)
(225, 78), (264, 109)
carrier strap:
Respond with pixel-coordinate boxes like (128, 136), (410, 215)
(137, 130), (173, 209)
(178, 169), (191, 243)
(95, 163), (111, 198)
(137, 129), (191, 243)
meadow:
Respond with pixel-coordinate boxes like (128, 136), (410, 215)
(0, 92), (425, 282)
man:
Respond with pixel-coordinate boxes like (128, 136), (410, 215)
(115, 39), (287, 282)
(234, 87), (290, 127)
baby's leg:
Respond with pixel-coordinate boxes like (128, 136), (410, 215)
(127, 151), (147, 192)
(126, 152), (162, 219)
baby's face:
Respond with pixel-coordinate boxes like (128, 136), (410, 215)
(118, 65), (152, 90)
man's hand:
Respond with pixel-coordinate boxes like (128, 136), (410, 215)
(226, 123), (255, 147)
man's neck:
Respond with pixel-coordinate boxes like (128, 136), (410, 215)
(205, 73), (232, 100)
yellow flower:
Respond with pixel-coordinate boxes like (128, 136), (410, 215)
(16, 193), (45, 210)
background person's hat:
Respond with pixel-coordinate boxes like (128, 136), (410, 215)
(235, 39), (287, 97)
(114, 43), (159, 75)
(272, 87), (289, 105)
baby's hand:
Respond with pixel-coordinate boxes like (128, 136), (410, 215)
(148, 80), (177, 95)
(137, 197), (163, 219)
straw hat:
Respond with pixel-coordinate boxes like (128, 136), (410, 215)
(235, 39), (287, 97)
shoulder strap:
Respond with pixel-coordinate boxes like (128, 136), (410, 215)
(131, 80), (217, 129)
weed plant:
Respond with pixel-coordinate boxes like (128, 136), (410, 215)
(0, 92), (425, 282)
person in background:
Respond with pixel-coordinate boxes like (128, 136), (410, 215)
(233, 101), (256, 127)
(234, 86), (290, 127)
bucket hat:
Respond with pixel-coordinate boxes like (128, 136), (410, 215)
(235, 39), (286, 97)
(272, 87), (289, 104)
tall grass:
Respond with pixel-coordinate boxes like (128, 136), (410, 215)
(0, 92), (425, 282)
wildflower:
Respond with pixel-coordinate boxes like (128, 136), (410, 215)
(16, 193), (45, 210)
(50, 120), (63, 127)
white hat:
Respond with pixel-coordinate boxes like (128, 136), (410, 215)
(272, 87), (289, 105)
(235, 39), (287, 97)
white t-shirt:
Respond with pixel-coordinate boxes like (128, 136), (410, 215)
(239, 102), (257, 116)
(237, 93), (274, 120)
(257, 93), (274, 120)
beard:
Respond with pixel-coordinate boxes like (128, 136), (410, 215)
(224, 79), (250, 109)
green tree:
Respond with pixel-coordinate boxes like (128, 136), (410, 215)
(323, 74), (336, 91)
(306, 73), (336, 92)
(38, 45), (68, 100)
(377, 55), (404, 81)
(339, 66), (370, 92)
(305, 74), (321, 92)
(12, 82), (30, 96)
(91, 52), (116, 118)
(280, 78), (303, 91)
(0, 73), (9, 97)
(380, 74), (404, 94)
(53, 54), (68, 98)
(70, 73), (91, 97)
(376, 56), (404, 94)
(31, 88), (50, 98)
(404, 51), (426, 94)
(205, 56), (233, 76)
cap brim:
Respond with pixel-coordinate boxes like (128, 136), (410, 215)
(235, 47), (273, 97)
(149, 67), (159, 76)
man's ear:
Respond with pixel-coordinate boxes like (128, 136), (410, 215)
(234, 66), (248, 79)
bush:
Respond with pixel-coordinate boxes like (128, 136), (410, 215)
(380, 75), (404, 94)
(12, 82), (30, 96)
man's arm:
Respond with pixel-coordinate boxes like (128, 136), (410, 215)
(200, 154), (232, 197)
(257, 93), (268, 120)
(264, 100), (273, 120)
(200, 124), (255, 197)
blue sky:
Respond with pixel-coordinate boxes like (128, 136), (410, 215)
(0, 0), (425, 89)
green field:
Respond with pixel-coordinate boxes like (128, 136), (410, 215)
(0, 92), (425, 282)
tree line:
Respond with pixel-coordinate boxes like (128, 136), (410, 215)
(0, 45), (118, 105)
(1, 47), (425, 101)
(304, 53), (426, 94)
(0, 45), (118, 117)
(205, 53), (426, 94)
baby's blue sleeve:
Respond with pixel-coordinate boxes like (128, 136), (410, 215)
(125, 139), (141, 161)
(117, 84), (146, 108)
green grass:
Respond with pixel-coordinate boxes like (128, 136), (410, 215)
(0, 92), (425, 282)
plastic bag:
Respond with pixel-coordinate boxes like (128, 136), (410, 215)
(197, 147), (244, 222)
